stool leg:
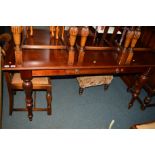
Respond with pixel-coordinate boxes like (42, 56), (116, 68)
(104, 84), (110, 91)
(46, 88), (52, 115)
(79, 87), (84, 95)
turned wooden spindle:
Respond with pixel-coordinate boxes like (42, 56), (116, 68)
(69, 27), (78, 48)
(50, 26), (55, 38)
(80, 27), (89, 49)
(118, 29), (135, 65)
(124, 29), (135, 48)
(11, 26), (22, 51)
(61, 26), (65, 40)
(125, 27), (141, 65)
(25, 26), (33, 38)
(23, 79), (33, 121)
(21, 71), (33, 121)
(11, 26), (23, 66)
(131, 27), (141, 48)
(78, 27), (89, 65)
(30, 26), (33, 36)
(56, 26), (59, 40)
(68, 27), (78, 65)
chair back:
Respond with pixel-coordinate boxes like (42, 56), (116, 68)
(93, 26), (122, 47)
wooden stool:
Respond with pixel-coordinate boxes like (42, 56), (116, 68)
(77, 75), (113, 95)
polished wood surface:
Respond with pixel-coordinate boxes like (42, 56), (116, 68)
(3, 28), (155, 69)
(2, 26), (155, 121)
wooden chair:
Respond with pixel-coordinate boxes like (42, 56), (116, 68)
(92, 26), (122, 46)
(1, 35), (52, 116)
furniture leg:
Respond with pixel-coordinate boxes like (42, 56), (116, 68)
(9, 90), (14, 115)
(143, 93), (155, 108)
(23, 79), (33, 121)
(79, 87), (84, 95)
(46, 87), (52, 115)
(128, 68), (151, 109)
(144, 96), (152, 105)
(144, 88), (153, 106)
(21, 71), (33, 121)
(104, 84), (109, 91)
(127, 86), (145, 110)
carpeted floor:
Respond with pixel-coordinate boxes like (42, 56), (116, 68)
(2, 76), (155, 129)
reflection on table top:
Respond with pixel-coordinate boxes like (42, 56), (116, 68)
(2, 28), (155, 72)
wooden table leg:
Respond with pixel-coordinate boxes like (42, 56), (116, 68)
(128, 67), (151, 109)
(21, 71), (33, 121)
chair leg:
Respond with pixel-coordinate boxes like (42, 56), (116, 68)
(104, 84), (110, 91)
(9, 90), (14, 115)
(46, 88), (52, 115)
(79, 87), (84, 95)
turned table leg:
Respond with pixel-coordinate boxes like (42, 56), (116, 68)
(128, 68), (151, 110)
(21, 71), (33, 121)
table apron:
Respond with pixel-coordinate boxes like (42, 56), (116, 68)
(32, 67), (146, 77)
